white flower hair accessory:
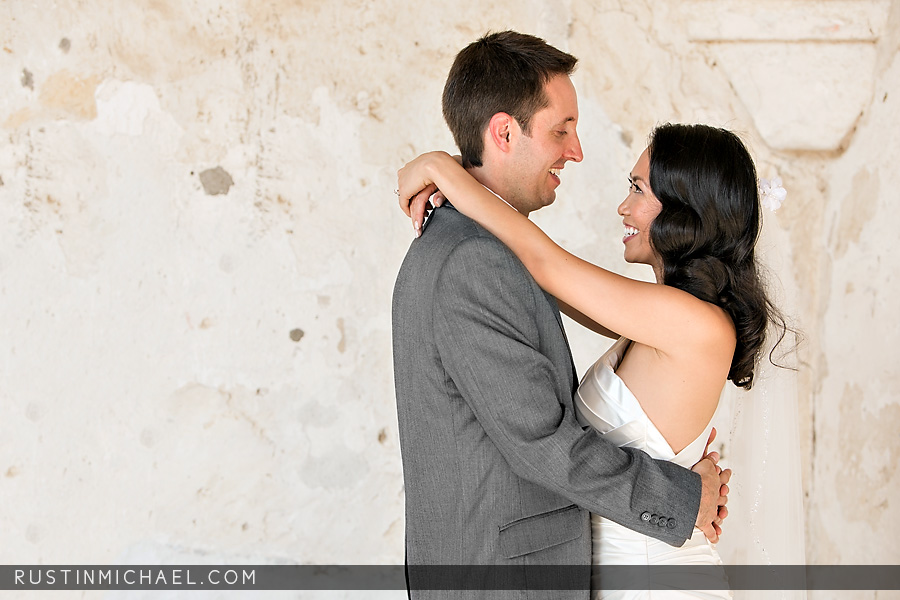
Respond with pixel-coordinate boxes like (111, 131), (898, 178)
(759, 177), (787, 212)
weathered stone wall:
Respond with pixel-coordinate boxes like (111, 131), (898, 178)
(1, 1), (897, 597)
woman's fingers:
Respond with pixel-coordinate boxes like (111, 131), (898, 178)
(396, 163), (418, 218)
(396, 174), (414, 217)
(397, 152), (451, 231)
(398, 192), (411, 217)
(703, 427), (717, 458)
(410, 184), (437, 237)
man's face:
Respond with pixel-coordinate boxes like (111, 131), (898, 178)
(505, 75), (583, 215)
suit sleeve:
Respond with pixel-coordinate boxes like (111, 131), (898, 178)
(433, 233), (701, 546)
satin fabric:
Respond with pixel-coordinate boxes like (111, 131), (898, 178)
(575, 338), (732, 599)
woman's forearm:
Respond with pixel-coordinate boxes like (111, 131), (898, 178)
(424, 154), (565, 295)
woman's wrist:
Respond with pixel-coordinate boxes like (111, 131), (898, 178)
(426, 151), (453, 189)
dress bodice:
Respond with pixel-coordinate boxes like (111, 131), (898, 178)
(578, 338), (731, 598)
(574, 337), (713, 469)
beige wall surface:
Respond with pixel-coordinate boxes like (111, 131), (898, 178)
(1, 1), (898, 598)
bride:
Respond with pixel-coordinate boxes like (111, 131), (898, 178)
(398, 123), (790, 598)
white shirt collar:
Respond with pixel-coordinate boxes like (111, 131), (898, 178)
(482, 184), (519, 213)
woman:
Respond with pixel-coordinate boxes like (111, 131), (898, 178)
(398, 123), (787, 598)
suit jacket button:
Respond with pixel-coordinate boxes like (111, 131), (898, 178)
(667, 519), (677, 529)
(650, 514), (659, 524)
(657, 517), (667, 527)
(641, 511), (651, 522)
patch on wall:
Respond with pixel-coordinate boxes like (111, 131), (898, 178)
(199, 167), (234, 196)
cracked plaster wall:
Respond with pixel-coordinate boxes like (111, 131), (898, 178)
(1, 0), (897, 597)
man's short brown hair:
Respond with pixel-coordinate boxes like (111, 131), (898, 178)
(442, 31), (578, 168)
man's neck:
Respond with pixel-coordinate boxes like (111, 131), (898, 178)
(466, 165), (530, 216)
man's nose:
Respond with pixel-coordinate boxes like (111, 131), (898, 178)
(565, 131), (584, 162)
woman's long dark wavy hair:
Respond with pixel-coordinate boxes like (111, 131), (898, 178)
(647, 123), (786, 389)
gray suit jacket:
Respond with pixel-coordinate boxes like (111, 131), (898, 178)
(392, 205), (701, 598)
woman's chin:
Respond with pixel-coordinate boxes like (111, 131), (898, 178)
(622, 253), (653, 268)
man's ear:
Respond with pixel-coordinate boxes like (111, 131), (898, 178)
(487, 112), (514, 153)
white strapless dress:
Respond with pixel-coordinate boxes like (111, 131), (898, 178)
(575, 338), (732, 599)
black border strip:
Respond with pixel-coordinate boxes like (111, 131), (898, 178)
(2, 565), (898, 590)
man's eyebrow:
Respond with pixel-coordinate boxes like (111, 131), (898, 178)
(553, 116), (577, 127)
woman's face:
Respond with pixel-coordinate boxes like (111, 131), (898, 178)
(618, 148), (662, 272)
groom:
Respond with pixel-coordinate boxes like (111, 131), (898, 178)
(392, 31), (727, 598)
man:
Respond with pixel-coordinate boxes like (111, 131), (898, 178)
(392, 31), (727, 598)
